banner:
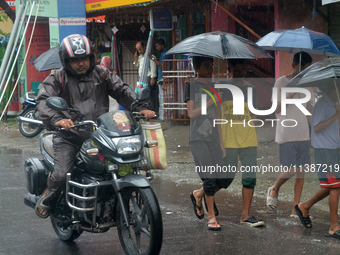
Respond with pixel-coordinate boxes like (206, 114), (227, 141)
(85, 0), (154, 12)
(0, 0), (15, 10)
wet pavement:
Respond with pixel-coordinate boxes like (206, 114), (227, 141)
(0, 123), (339, 255)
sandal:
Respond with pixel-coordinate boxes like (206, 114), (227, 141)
(294, 204), (312, 228)
(190, 192), (204, 220)
(35, 190), (51, 218)
(207, 222), (221, 231)
(266, 187), (278, 211)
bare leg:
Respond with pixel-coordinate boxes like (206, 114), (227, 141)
(240, 187), (254, 222)
(298, 188), (330, 228)
(291, 168), (305, 215)
(193, 187), (204, 217)
(329, 188), (340, 235)
(269, 168), (297, 210)
(205, 195), (220, 228)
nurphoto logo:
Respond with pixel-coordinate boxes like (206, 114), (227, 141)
(200, 83), (312, 128)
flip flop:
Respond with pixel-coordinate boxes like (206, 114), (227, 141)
(203, 196), (219, 216)
(294, 204), (312, 228)
(190, 192), (204, 220)
(35, 196), (51, 218)
(325, 230), (340, 239)
(266, 187), (278, 211)
(207, 222), (221, 231)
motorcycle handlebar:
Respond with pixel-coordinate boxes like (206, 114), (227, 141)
(55, 120), (97, 131)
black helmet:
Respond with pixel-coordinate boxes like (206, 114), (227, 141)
(59, 34), (95, 77)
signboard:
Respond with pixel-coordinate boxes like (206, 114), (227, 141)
(49, 18), (60, 48)
(26, 22), (51, 92)
(15, 0), (58, 17)
(15, 0), (85, 18)
(59, 18), (87, 41)
(322, 0), (340, 4)
(59, 18), (86, 26)
(85, 0), (154, 12)
(0, 0), (15, 10)
(149, 8), (173, 31)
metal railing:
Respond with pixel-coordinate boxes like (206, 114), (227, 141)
(160, 59), (195, 120)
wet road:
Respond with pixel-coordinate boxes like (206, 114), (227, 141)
(1, 131), (340, 255)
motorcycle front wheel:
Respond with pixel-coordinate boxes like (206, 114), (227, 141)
(50, 216), (83, 242)
(18, 108), (44, 138)
(117, 187), (163, 255)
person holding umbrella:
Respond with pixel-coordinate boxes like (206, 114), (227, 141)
(218, 59), (265, 227)
(294, 82), (340, 239)
(167, 30), (272, 229)
(267, 52), (314, 215)
(186, 56), (227, 231)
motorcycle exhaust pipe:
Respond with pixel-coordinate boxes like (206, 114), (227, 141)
(17, 116), (43, 125)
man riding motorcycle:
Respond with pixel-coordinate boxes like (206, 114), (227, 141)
(35, 34), (154, 218)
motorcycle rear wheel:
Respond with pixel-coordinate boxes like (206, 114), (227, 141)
(50, 216), (83, 242)
(117, 187), (163, 255)
(18, 108), (44, 138)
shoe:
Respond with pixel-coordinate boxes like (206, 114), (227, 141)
(294, 204), (312, 228)
(190, 192), (204, 220)
(207, 222), (221, 231)
(203, 196), (219, 216)
(240, 216), (265, 227)
(266, 187), (278, 212)
(325, 230), (340, 239)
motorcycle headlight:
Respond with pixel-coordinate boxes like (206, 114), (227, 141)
(112, 135), (142, 155)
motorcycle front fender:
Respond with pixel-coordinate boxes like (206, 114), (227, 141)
(114, 174), (151, 192)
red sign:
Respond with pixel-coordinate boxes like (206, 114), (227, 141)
(0, 0), (16, 11)
(26, 22), (51, 93)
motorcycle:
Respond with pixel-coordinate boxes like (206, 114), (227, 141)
(23, 95), (163, 255)
(17, 92), (45, 138)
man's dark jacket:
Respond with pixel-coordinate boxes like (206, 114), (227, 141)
(36, 66), (148, 137)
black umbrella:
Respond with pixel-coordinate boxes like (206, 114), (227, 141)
(285, 57), (340, 103)
(34, 46), (62, 72)
(166, 31), (272, 59)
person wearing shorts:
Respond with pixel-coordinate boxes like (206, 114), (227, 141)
(186, 56), (229, 231)
(219, 59), (264, 227)
(295, 84), (340, 239)
(267, 52), (314, 215)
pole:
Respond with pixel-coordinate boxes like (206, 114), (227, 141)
(0, 1), (39, 121)
(0, 1), (36, 112)
(0, 3), (29, 92)
(0, 4), (25, 92)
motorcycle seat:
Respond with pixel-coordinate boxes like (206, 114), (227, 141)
(43, 134), (54, 158)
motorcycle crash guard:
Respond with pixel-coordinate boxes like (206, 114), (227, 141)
(25, 158), (49, 195)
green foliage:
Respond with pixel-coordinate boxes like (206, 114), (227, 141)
(0, 13), (8, 23)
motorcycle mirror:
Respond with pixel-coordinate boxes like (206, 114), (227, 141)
(46, 97), (69, 111)
(137, 87), (151, 101)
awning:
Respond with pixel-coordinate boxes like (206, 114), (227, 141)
(85, 0), (160, 12)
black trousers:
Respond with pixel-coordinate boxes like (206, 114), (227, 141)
(190, 141), (234, 196)
(149, 84), (159, 113)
